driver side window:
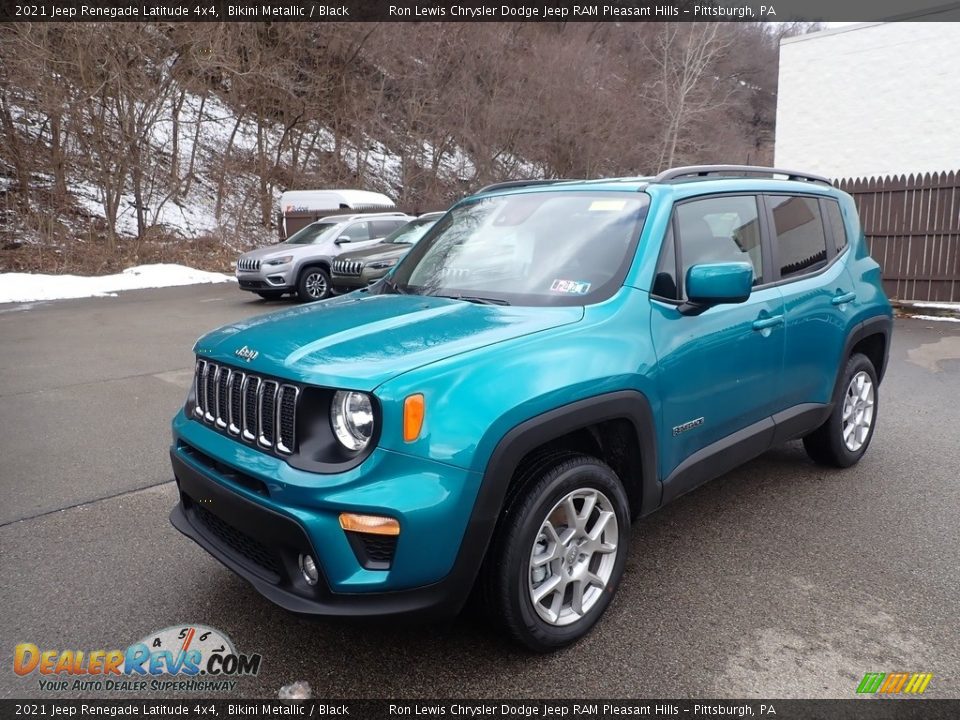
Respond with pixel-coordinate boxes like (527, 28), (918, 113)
(339, 222), (370, 241)
(670, 195), (764, 300)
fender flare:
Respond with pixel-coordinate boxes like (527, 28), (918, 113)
(441, 391), (660, 611)
(835, 314), (893, 396)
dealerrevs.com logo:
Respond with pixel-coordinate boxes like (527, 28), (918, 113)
(14, 624), (262, 693)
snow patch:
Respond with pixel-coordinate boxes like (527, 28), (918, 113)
(909, 314), (960, 324)
(909, 301), (960, 311)
(0, 263), (234, 304)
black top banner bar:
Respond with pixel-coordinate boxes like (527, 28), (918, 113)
(2, 0), (960, 22)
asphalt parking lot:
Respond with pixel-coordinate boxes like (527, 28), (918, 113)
(1, 284), (959, 700)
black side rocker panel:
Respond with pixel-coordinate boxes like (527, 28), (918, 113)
(661, 403), (830, 505)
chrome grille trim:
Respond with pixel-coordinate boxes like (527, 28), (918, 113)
(333, 259), (364, 276)
(203, 363), (216, 423)
(193, 360), (207, 418)
(192, 359), (298, 456)
(242, 375), (260, 442)
(237, 257), (261, 271)
(257, 380), (279, 449)
(215, 367), (229, 429)
(276, 385), (299, 455)
(227, 371), (244, 436)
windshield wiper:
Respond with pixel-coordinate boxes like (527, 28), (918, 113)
(433, 293), (510, 306)
(380, 277), (408, 295)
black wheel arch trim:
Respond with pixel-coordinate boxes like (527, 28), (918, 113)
(839, 314), (892, 390)
(442, 391), (660, 611)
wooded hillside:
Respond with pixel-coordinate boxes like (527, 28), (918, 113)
(0, 21), (817, 272)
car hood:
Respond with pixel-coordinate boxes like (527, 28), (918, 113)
(336, 243), (410, 263)
(239, 244), (302, 261)
(195, 293), (584, 391)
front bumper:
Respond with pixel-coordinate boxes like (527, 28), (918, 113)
(236, 266), (294, 291)
(168, 412), (486, 618)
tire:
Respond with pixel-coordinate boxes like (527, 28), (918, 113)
(256, 291), (286, 300)
(296, 267), (331, 302)
(481, 453), (630, 652)
(803, 352), (879, 468)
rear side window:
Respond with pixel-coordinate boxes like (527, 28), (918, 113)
(769, 195), (828, 278)
(824, 200), (848, 253)
(371, 220), (405, 237)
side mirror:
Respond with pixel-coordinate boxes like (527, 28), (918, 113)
(685, 262), (754, 307)
(334, 236), (351, 245)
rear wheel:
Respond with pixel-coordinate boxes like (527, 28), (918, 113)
(481, 453), (629, 652)
(803, 352), (879, 467)
(296, 267), (331, 302)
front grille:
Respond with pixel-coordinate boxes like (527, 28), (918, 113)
(194, 502), (282, 577)
(333, 259), (364, 276)
(193, 359), (299, 456)
(237, 257), (261, 271)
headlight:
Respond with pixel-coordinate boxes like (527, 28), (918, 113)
(367, 258), (398, 270)
(330, 390), (374, 451)
(264, 255), (293, 265)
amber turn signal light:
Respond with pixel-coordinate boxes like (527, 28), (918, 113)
(403, 393), (425, 442)
(339, 513), (400, 536)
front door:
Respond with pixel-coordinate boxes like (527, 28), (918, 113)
(649, 194), (786, 499)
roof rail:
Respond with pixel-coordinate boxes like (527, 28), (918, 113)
(475, 179), (579, 194)
(653, 165), (831, 186)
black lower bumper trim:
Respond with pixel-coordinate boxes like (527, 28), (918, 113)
(169, 448), (474, 619)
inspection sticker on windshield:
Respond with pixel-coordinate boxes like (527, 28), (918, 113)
(550, 279), (591, 295)
(588, 199), (627, 211)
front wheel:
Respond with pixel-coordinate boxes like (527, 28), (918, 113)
(803, 352), (879, 467)
(296, 267), (331, 302)
(482, 453), (630, 652)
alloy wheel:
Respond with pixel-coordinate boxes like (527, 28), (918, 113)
(842, 370), (875, 452)
(527, 488), (619, 627)
(305, 272), (327, 299)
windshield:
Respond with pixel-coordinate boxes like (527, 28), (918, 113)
(283, 222), (339, 245)
(387, 191), (649, 306)
(383, 217), (440, 245)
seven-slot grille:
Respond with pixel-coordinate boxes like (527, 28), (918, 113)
(237, 257), (261, 271)
(193, 359), (299, 455)
(333, 259), (364, 276)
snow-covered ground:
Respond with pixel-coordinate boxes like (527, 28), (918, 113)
(910, 314), (960, 323)
(0, 264), (234, 304)
(910, 301), (960, 311)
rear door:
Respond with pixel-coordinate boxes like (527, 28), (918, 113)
(650, 194), (786, 495)
(764, 194), (855, 411)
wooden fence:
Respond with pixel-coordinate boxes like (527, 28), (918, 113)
(835, 171), (960, 303)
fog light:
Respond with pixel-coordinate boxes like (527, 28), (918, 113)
(299, 553), (319, 585)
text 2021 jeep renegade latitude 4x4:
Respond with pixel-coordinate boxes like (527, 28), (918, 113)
(170, 166), (892, 651)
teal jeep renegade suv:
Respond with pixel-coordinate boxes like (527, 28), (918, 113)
(170, 165), (892, 651)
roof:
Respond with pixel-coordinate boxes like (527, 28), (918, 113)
(279, 189), (395, 212)
(471, 165), (837, 198)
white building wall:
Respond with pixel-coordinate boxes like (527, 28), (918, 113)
(775, 23), (960, 180)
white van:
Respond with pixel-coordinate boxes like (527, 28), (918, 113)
(278, 189), (396, 239)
